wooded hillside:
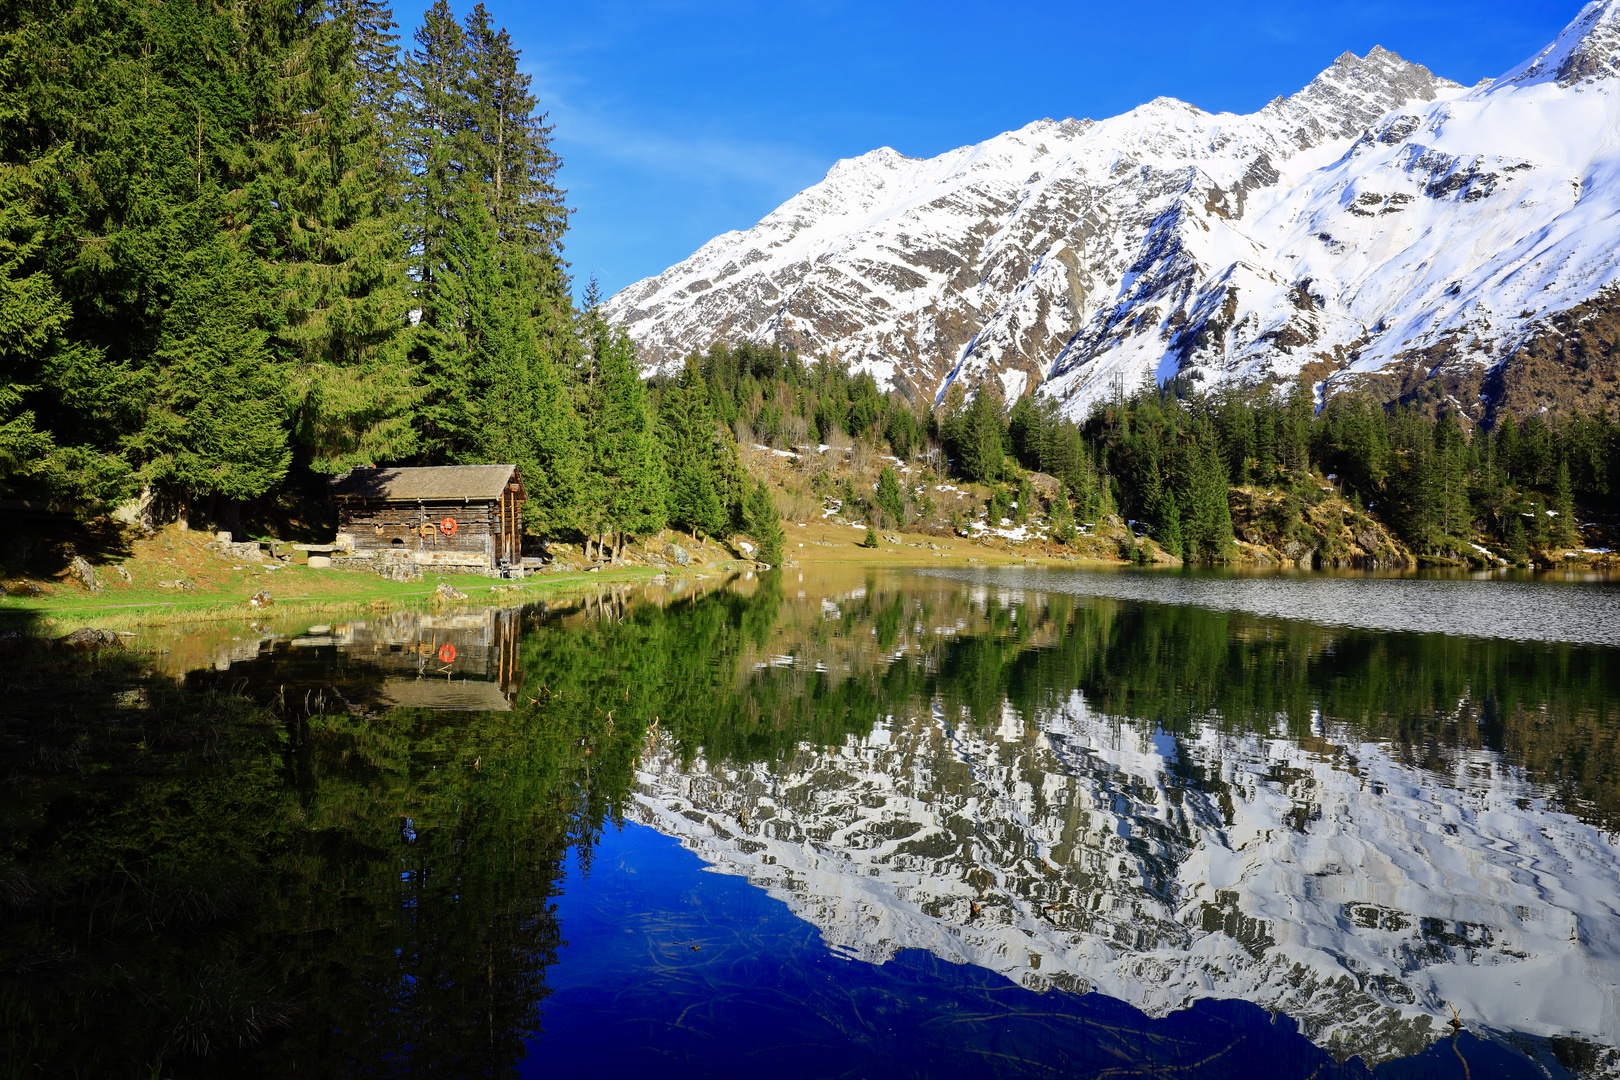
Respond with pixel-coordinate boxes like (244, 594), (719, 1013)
(3, 0), (1616, 570)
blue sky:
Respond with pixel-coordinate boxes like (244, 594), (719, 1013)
(395, 0), (1581, 301)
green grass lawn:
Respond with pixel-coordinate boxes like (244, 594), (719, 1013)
(0, 562), (666, 634)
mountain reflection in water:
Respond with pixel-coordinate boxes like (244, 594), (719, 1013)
(613, 569), (1619, 1074)
(4, 568), (1616, 1077)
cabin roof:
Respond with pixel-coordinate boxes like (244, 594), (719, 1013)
(331, 464), (521, 503)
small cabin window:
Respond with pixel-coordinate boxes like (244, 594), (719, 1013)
(391, 537), (405, 546)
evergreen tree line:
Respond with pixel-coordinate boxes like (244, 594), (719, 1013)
(692, 339), (1618, 563)
(1017, 383), (1620, 562)
(0, 0), (772, 560)
(1014, 383), (1619, 562)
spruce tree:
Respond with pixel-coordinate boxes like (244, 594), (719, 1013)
(523, 344), (585, 538)
(1007, 393), (1038, 467)
(6, 0), (311, 517)
(1508, 513), (1529, 566)
(1434, 417), (1471, 544)
(129, 232), (291, 521)
(1175, 433), (1233, 562)
(461, 4), (568, 279)
(747, 477), (785, 565)
(658, 360), (728, 540)
(265, 0), (418, 474)
(582, 323), (667, 560)
(1154, 490), (1184, 560)
(0, 161), (63, 492)
(960, 384), (1005, 482)
(1553, 458), (1577, 547)
(875, 466), (905, 528)
(1049, 480), (1076, 545)
(401, 0), (469, 369)
(1014, 475), (1034, 526)
(411, 180), (479, 461)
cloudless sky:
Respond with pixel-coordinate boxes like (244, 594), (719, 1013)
(394, 0), (1582, 301)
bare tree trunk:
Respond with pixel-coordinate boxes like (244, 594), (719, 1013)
(175, 494), (190, 532)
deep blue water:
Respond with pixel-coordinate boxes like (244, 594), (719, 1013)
(524, 823), (1550, 1080)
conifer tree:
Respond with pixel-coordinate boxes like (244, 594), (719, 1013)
(875, 466), (905, 527)
(747, 477), (785, 566)
(1508, 513), (1529, 566)
(1007, 393), (1038, 466)
(265, 0), (418, 474)
(959, 384), (1005, 483)
(1553, 458), (1577, 546)
(658, 360), (728, 540)
(129, 232), (291, 523)
(582, 322), (667, 561)
(1014, 475), (1034, 526)
(460, 4), (568, 279)
(0, 161), (63, 492)
(1049, 480), (1076, 545)
(1434, 417), (1471, 542)
(401, 0), (468, 362)
(5, 0), (310, 519)
(523, 346), (585, 538)
(411, 180), (480, 460)
(1175, 431), (1232, 561)
(1495, 413), (1522, 483)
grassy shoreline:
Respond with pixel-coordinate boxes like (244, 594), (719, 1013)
(0, 513), (1119, 636)
(0, 563), (679, 634)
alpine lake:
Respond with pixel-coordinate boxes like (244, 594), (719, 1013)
(4, 564), (1620, 1079)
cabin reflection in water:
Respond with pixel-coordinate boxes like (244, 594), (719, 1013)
(188, 607), (524, 711)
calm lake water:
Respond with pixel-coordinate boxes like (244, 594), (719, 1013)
(5, 565), (1619, 1078)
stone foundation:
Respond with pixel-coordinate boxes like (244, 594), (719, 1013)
(329, 552), (514, 580)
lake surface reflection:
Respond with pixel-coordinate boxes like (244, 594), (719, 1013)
(5, 567), (1618, 1077)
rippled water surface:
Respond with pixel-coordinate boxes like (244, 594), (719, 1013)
(5, 566), (1618, 1078)
(922, 564), (1620, 644)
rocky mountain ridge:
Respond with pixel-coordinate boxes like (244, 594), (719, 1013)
(606, 1), (1620, 423)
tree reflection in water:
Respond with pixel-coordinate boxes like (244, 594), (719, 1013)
(1, 567), (1614, 1077)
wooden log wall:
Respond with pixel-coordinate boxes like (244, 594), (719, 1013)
(341, 500), (498, 557)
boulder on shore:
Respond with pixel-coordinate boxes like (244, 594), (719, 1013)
(56, 627), (121, 651)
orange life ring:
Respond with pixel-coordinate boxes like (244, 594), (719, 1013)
(440, 517), (458, 536)
(438, 643), (457, 663)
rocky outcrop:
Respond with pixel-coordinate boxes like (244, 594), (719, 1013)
(1228, 487), (1411, 568)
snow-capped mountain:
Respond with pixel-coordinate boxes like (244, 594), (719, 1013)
(605, 1), (1620, 422)
(631, 695), (1620, 1069)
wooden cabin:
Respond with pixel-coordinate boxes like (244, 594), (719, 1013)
(331, 464), (526, 575)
